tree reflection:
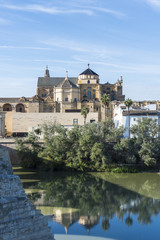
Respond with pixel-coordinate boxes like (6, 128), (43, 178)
(25, 172), (160, 231)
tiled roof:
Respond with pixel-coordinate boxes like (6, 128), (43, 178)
(122, 110), (158, 116)
(79, 68), (99, 76)
(56, 79), (79, 88)
(37, 77), (78, 87)
(0, 98), (27, 103)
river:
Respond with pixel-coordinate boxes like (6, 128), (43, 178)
(14, 168), (160, 240)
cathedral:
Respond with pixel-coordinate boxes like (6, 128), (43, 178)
(1, 64), (160, 137)
(0, 65), (125, 116)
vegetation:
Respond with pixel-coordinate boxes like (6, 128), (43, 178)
(16, 117), (160, 171)
(101, 94), (110, 120)
(124, 98), (133, 138)
(15, 133), (43, 168)
(81, 106), (89, 124)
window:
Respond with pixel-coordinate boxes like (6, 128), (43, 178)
(90, 119), (95, 123)
(87, 87), (91, 89)
(3, 104), (12, 111)
(74, 98), (77, 102)
(84, 89), (86, 94)
(134, 118), (136, 121)
(65, 98), (68, 102)
(73, 119), (78, 125)
(93, 89), (95, 92)
(93, 94), (95, 99)
(88, 80), (90, 84)
(87, 91), (91, 99)
(107, 88), (110, 91)
(111, 95), (114, 101)
(42, 93), (46, 98)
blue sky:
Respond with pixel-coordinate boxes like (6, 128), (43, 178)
(0, 0), (160, 100)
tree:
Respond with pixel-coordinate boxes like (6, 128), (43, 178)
(131, 118), (160, 167)
(124, 98), (133, 138)
(131, 118), (159, 143)
(41, 123), (69, 170)
(15, 132), (43, 168)
(81, 106), (89, 124)
(101, 94), (110, 120)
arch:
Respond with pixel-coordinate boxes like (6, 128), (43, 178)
(16, 104), (25, 112)
(3, 104), (12, 111)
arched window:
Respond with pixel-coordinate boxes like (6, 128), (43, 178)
(3, 104), (12, 111)
(16, 104), (25, 112)
(87, 91), (91, 99)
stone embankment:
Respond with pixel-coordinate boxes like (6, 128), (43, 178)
(0, 147), (55, 240)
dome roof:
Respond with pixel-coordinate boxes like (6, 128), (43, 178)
(79, 64), (99, 76)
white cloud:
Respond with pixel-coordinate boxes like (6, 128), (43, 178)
(147, 0), (160, 7)
(0, 17), (10, 24)
(86, 7), (125, 18)
(0, 45), (53, 50)
(40, 38), (123, 57)
(0, 4), (94, 16)
(0, 3), (124, 18)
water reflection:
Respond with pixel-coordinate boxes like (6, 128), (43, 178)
(15, 170), (160, 239)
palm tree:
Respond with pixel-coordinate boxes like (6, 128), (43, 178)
(81, 106), (89, 124)
(124, 98), (133, 138)
(101, 94), (110, 120)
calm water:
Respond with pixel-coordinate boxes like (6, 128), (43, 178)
(14, 169), (160, 240)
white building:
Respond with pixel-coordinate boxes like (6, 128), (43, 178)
(114, 104), (159, 138)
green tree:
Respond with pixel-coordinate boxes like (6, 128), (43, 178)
(139, 141), (157, 167)
(41, 123), (69, 170)
(101, 94), (110, 120)
(124, 98), (133, 138)
(81, 106), (89, 124)
(114, 138), (138, 164)
(131, 118), (160, 167)
(15, 132), (43, 168)
(131, 118), (159, 143)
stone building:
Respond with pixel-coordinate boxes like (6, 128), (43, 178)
(0, 65), (125, 136)
(0, 65), (125, 115)
(36, 64), (125, 114)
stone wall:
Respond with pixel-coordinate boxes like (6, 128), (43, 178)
(0, 140), (20, 166)
(0, 147), (55, 240)
(0, 112), (5, 137)
(6, 112), (99, 134)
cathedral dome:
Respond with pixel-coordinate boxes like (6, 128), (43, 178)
(79, 64), (99, 76)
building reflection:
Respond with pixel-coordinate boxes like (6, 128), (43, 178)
(54, 208), (80, 234)
(78, 215), (100, 234)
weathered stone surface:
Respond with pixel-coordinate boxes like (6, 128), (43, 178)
(0, 146), (55, 240)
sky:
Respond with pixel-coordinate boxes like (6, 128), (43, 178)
(1, 0), (160, 100)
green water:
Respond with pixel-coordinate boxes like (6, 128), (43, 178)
(14, 168), (160, 240)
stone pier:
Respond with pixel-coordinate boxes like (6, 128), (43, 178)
(0, 146), (55, 240)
